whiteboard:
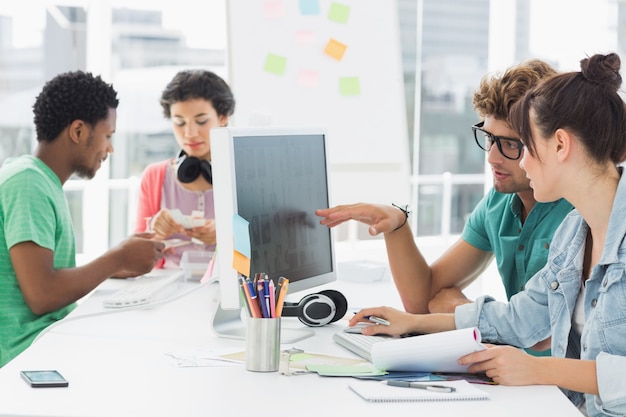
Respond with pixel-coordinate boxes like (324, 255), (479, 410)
(226, 0), (410, 204)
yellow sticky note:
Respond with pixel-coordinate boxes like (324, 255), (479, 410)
(233, 250), (251, 278)
(264, 53), (287, 75)
(339, 76), (360, 96)
(327, 2), (350, 23)
(323, 38), (347, 61)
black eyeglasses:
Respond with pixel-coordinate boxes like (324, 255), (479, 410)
(472, 121), (524, 161)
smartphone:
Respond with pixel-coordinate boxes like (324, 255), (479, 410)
(20, 370), (69, 388)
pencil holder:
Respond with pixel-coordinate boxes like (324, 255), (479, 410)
(245, 317), (281, 372)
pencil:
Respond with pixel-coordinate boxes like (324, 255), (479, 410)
(275, 277), (289, 317)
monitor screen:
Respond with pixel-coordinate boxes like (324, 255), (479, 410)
(210, 126), (336, 339)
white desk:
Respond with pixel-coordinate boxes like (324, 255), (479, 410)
(0, 277), (582, 417)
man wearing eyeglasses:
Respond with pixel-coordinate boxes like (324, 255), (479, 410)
(316, 60), (573, 354)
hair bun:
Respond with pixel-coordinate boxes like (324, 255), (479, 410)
(580, 53), (622, 91)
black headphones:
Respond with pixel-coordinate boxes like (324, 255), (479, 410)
(281, 289), (348, 327)
(176, 150), (212, 184)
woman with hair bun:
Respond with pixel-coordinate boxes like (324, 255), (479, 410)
(135, 69), (235, 268)
(349, 53), (626, 417)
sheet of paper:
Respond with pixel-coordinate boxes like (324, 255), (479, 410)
(163, 348), (242, 367)
(167, 209), (205, 229)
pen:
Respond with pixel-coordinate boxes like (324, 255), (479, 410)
(365, 315), (390, 326)
(268, 278), (276, 318)
(257, 277), (269, 318)
(262, 275), (271, 317)
(384, 380), (456, 393)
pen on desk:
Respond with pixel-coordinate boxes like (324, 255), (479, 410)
(365, 315), (391, 326)
(384, 380), (456, 393)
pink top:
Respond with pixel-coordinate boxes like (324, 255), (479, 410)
(135, 159), (215, 268)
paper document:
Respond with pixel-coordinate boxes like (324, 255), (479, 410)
(168, 209), (205, 229)
(371, 327), (487, 373)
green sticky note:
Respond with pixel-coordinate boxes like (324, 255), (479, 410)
(328, 2), (350, 23)
(339, 76), (360, 96)
(264, 53), (287, 75)
(306, 363), (385, 376)
(290, 353), (315, 362)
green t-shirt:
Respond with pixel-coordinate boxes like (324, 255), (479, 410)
(0, 155), (76, 367)
(461, 188), (573, 356)
(462, 189), (573, 297)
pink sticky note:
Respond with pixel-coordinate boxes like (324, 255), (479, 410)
(263, 0), (286, 18)
(298, 69), (320, 88)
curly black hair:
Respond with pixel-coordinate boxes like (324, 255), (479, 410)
(33, 71), (119, 142)
(160, 69), (235, 119)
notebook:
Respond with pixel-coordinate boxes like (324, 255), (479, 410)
(349, 379), (490, 402)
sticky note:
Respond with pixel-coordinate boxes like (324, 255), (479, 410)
(294, 30), (316, 45)
(290, 353), (315, 361)
(298, 69), (320, 88)
(339, 76), (360, 96)
(264, 53), (287, 75)
(327, 2), (350, 23)
(232, 214), (251, 258)
(306, 364), (385, 376)
(233, 250), (251, 278)
(263, 0), (286, 18)
(299, 0), (321, 15)
(323, 38), (347, 61)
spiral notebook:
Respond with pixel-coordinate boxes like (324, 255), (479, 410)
(349, 379), (490, 402)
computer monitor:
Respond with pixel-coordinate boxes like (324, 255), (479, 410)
(210, 126), (336, 342)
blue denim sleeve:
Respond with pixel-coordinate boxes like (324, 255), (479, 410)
(595, 352), (626, 415)
(454, 274), (552, 348)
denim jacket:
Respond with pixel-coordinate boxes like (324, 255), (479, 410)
(456, 171), (626, 417)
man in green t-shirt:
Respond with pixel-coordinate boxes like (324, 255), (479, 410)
(0, 71), (165, 367)
(316, 60), (573, 354)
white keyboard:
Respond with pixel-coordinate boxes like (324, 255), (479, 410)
(333, 331), (394, 362)
(102, 270), (184, 308)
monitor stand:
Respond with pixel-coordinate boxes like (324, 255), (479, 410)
(211, 302), (315, 343)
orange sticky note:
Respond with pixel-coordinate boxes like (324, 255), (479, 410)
(324, 38), (347, 61)
(233, 250), (251, 278)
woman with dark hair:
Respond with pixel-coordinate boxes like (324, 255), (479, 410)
(135, 70), (235, 268)
(349, 53), (626, 417)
